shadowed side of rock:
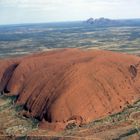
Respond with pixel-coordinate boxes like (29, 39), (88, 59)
(0, 63), (19, 93)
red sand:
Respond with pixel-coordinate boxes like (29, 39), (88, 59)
(0, 48), (140, 130)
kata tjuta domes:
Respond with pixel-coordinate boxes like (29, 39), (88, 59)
(0, 48), (140, 130)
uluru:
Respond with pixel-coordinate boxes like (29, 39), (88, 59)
(0, 48), (140, 131)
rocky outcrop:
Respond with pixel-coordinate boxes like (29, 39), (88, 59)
(86, 17), (116, 25)
(0, 48), (140, 130)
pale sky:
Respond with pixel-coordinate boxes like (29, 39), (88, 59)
(0, 0), (140, 25)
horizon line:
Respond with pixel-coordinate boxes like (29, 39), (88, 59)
(0, 17), (140, 26)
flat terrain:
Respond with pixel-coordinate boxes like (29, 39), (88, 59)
(0, 96), (38, 138)
(0, 22), (140, 58)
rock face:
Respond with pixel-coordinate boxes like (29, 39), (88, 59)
(0, 48), (140, 130)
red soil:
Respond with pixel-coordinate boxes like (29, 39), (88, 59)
(0, 48), (140, 130)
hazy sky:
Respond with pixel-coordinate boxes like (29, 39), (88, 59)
(0, 0), (140, 25)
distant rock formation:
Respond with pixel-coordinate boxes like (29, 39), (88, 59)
(86, 17), (114, 25)
(86, 17), (140, 26)
(0, 48), (140, 131)
(86, 17), (94, 24)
